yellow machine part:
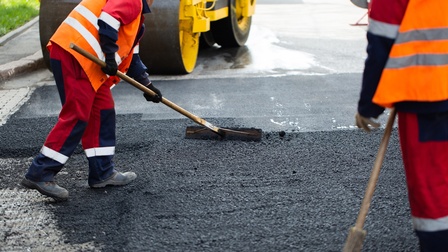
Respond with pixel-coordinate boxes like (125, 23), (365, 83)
(179, 0), (256, 35)
(38, 0), (256, 75)
(239, 0), (257, 18)
(177, 0), (256, 72)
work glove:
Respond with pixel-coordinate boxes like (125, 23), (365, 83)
(143, 82), (162, 103)
(101, 57), (118, 76)
(355, 112), (380, 132)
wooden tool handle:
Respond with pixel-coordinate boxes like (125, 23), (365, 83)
(355, 108), (397, 229)
(69, 43), (219, 132)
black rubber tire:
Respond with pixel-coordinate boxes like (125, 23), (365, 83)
(211, 0), (252, 48)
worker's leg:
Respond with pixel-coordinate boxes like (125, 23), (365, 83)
(398, 111), (448, 251)
(25, 44), (95, 182)
(81, 83), (117, 186)
(81, 82), (136, 187)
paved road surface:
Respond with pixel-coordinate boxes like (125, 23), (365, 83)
(0, 1), (420, 251)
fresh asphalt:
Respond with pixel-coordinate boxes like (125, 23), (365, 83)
(0, 82), (417, 251)
(0, 0), (419, 251)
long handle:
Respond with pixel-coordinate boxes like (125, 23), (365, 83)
(69, 43), (222, 135)
(355, 108), (397, 229)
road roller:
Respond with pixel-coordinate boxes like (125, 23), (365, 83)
(39, 0), (256, 74)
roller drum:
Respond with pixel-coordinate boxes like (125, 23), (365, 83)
(39, 0), (200, 74)
(141, 0), (199, 74)
(39, 0), (79, 70)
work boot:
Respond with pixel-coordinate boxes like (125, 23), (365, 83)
(21, 178), (69, 201)
(90, 171), (137, 188)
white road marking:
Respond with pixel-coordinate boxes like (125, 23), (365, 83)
(0, 159), (101, 251)
(0, 88), (32, 126)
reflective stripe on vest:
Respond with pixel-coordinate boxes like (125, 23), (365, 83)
(64, 16), (105, 62)
(48, 0), (141, 91)
(66, 6), (123, 65)
(372, 0), (448, 108)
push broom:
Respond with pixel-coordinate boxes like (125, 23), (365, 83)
(343, 108), (397, 252)
(70, 43), (262, 141)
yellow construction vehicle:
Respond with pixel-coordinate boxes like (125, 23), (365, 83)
(39, 0), (256, 74)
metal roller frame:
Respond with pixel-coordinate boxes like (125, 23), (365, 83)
(211, 0), (256, 47)
(140, 0), (209, 74)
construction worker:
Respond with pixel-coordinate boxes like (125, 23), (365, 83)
(21, 0), (162, 201)
(355, 0), (448, 250)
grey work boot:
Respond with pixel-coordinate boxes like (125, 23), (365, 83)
(90, 171), (137, 188)
(21, 178), (69, 201)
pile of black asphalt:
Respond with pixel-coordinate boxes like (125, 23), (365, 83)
(0, 90), (418, 251)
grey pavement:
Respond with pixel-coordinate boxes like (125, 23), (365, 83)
(0, 3), (420, 251)
(0, 17), (49, 127)
(0, 17), (44, 83)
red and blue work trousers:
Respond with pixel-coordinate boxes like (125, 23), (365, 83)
(398, 111), (448, 252)
(25, 44), (116, 186)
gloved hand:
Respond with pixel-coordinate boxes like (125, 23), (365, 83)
(101, 57), (118, 76)
(143, 83), (162, 103)
(355, 113), (380, 132)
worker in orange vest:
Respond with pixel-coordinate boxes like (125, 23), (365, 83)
(356, 0), (448, 250)
(21, 0), (161, 201)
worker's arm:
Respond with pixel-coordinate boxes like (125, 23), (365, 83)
(97, 0), (142, 75)
(357, 32), (392, 119)
(356, 0), (408, 131)
(355, 32), (393, 131)
(98, 20), (118, 75)
(127, 52), (162, 103)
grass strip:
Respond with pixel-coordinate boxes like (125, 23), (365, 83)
(0, 0), (40, 37)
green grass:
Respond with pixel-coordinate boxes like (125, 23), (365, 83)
(0, 0), (40, 37)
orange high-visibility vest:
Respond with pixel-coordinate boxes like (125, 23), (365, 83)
(48, 0), (142, 91)
(373, 0), (448, 108)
